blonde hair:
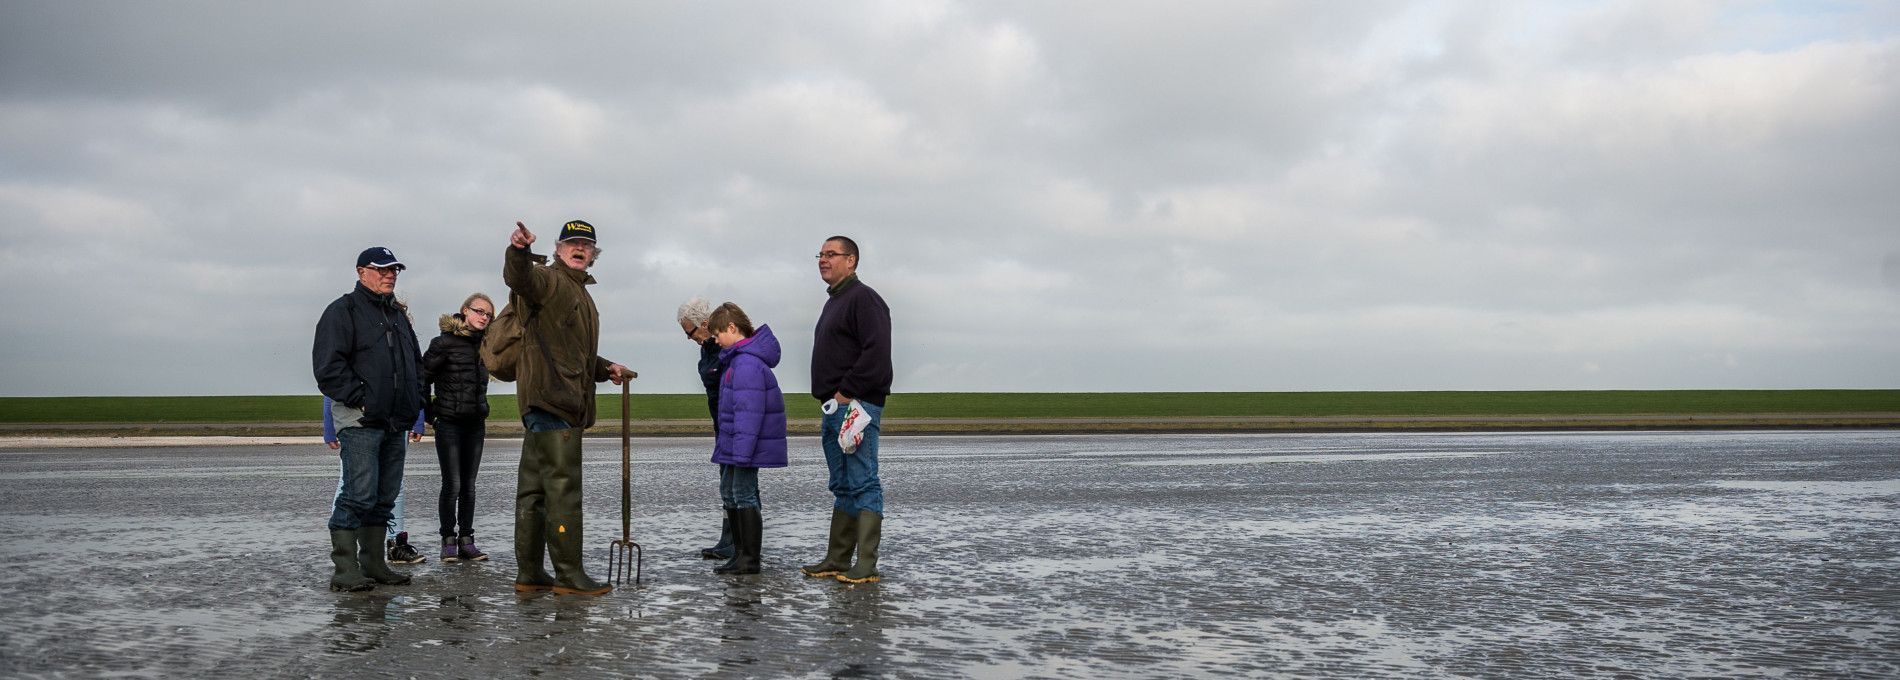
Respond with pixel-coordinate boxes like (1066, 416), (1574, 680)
(461, 292), (494, 315)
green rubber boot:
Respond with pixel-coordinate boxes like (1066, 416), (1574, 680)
(329, 529), (373, 592)
(514, 430), (557, 593)
(546, 429), (610, 596)
(800, 510), (856, 577)
(836, 511), (881, 584)
(358, 525), (412, 586)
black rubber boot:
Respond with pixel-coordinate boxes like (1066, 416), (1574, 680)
(700, 511), (735, 560)
(800, 510), (856, 577)
(359, 525), (412, 586)
(713, 508), (743, 575)
(735, 507), (763, 575)
(546, 429), (610, 596)
(514, 430), (557, 593)
(836, 511), (881, 584)
(329, 529), (373, 592)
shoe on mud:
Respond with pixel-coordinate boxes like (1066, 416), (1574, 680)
(388, 532), (426, 565)
(441, 537), (461, 563)
(458, 536), (489, 562)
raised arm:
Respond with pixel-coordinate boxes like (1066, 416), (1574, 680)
(502, 221), (556, 304)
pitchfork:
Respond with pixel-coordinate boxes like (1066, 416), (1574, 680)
(607, 378), (644, 585)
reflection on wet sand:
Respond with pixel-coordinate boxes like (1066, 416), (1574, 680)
(1, 430), (1896, 677)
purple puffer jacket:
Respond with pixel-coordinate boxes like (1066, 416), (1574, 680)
(713, 324), (788, 468)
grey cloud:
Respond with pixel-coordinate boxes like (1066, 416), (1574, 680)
(1, 1), (1896, 396)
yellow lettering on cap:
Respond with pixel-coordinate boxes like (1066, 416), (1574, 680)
(558, 524), (567, 533)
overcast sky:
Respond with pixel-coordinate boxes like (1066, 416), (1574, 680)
(2, 1), (1896, 398)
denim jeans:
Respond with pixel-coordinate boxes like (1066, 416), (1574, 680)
(719, 464), (761, 509)
(435, 417), (486, 538)
(330, 426), (407, 530)
(522, 408), (571, 432)
(820, 400), (883, 516)
(333, 478), (405, 539)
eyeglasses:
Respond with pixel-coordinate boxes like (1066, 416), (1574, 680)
(360, 266), (401, 276)
(682, 324), (703, 339)
(466, 308), (493, 318)
(815, 251), (852, 260)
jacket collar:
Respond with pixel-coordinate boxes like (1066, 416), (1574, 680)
(826, 273), (859, 296)
(352, 282), (399, 309)
(553, 259), (597, 286)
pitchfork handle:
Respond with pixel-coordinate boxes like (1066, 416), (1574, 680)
(621, 380), (631, 540)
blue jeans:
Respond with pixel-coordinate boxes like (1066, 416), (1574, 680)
(821, 400), (883, 516)
(719, 464), (760, 509)
(330, 426), (407, 531)
(333, 478), (405, 539)
(522, 408), (571, 432)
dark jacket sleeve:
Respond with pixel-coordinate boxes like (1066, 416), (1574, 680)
(837, 295), (892, 403)
(727, 355), (768, 464)
(502, 245), (556, 306)
(312, 298), (366, 408)
(421, 334), (449, 420)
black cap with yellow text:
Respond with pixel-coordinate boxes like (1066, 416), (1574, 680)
(559, 220), (597, 243)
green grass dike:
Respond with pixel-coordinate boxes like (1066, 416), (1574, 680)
(0, 390), (1897, 436)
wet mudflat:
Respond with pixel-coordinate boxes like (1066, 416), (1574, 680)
(1, 430), (1897, 678)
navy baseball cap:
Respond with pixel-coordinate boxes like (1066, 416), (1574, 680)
(559, 220), (597, 243)
(356, 246), (405, 270)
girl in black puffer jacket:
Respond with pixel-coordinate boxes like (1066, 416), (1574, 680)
(422, 293), (495, 562)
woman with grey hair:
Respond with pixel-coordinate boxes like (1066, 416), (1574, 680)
(677, 296), (735, 560)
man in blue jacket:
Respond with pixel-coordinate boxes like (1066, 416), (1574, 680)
(799, 236), (893, 584)
(312, 246), (425, 592)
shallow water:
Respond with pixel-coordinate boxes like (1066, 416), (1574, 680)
(1, 431), (1897, 677)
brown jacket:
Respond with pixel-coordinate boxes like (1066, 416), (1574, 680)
(503, 245), (613, 429)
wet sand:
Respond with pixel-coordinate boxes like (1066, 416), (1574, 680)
(4, 409), (1897, 439)
(1, 431), (1896, 677)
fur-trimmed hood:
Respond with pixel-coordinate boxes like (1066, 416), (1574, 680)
(439, 313), (481, 337)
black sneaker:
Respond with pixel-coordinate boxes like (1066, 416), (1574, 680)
(387, 532), (426, 564)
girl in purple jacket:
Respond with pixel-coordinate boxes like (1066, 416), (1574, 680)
(707, 302), (788, 575)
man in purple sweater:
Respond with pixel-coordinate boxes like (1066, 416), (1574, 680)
(799, 235), (894, 584)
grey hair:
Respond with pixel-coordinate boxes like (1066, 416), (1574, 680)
(677, 296), (712, 326)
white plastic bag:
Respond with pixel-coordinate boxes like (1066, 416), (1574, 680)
(822, 398), (872, 454)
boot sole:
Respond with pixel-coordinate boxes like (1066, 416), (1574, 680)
(835, 574), (881, 584)
(800, 566), (845, 577)
(330, 583), (375, 592)
(551, 585), (612, 596)
(513, 583), (554, 593)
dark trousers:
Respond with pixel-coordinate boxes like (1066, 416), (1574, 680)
(435, 417), (486, 538)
